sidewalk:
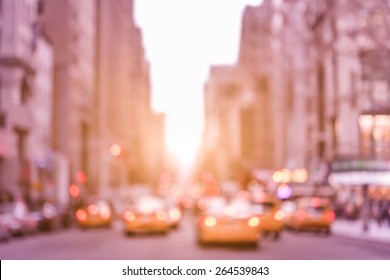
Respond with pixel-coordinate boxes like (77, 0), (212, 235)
(332, 218), (390, 244)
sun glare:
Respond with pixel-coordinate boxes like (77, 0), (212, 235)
(135, 0), (265, 169)
(166, 115), (202, 168)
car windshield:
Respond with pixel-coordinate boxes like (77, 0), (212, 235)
(206, 199), (253, 219)
(135, 196), (166, 213)
(306, 206), (326, 214)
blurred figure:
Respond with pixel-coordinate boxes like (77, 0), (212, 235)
(377, 198), (390, 228)
(344, 189), (359, 220)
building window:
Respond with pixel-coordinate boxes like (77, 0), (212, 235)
(37, 0), (44, 16)
(287, 78), (294, 113)
(20, 77), (30, 104)
(350, 72), (357, 108)
(81, 123), (89, 186)
(359, 114), (390, 159)
(0, 157), (4, 189)
(0, 74), (2, 108)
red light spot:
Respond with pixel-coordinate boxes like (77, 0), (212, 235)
(76, 209), (87, 221)
(311, 197), (321, 207)
(87, 204), (99, 215)
(76, 171), (87, 184)
(69, 184), (80, 197)
(327, 211), (335, 222)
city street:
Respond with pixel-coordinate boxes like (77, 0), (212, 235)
(1, 212), (390, 260)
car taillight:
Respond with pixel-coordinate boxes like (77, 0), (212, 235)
(204, 216), (217, 227)
(123, 210), (136, 222)
(87, 204), (99, 215)
(327, 211), (335, 222)
(197, 200), (208, 210)
(156, 210), (167, 221)
(248, 216), (260, 227)
(169, 208), (181, 221)
(274, 210), (285, 221)
(76, 209), (87, 221)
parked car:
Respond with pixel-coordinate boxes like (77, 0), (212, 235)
(30, 201), (66, 232)
(0, 200), (38, 236)
(75, 197), (113, 229)
(0, 217), (12, 242)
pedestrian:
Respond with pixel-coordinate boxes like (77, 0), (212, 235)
(385, 199), (390, 227)
(377, 198), (388, 227)
(371, 198), (380, 226)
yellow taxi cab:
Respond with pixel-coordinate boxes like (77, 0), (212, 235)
(75, 197), (113, 229)
(251, 192), (285, 239)
(196, 197), (261, 247)
(287, 196), (335, 234)
(122, 195), (172, 235)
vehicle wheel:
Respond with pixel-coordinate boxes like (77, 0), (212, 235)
(197, 238), (207, 247)
(158, 230), (168, 235)
(273, 231), (280, 240)
(79, 225), (88, 230)
(51, 220), (61, 231)
(245, 241), (258, 249)
(171, 224), (179, 229)
(325, 227), (331, 236)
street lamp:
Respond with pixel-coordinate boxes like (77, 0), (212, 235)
(109, 143), (122, 157)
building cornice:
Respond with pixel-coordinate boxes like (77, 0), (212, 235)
(0, 56), (35, 75)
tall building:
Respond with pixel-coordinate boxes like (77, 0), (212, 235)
(0, 0), (49, 199)
(30, 31), (55, 202)
(202, 65), (244, 181)
(42, 0), (97, 192)
(277, 0), (313, 170)
(238, 1), (283, 170)
(94, 0), (135, 194)
(127, 19), (153, 184)
(95, 0), (165, 194)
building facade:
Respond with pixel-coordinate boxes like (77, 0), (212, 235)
(42, 0), (96, 196)
(0, 0), (46, 200)
(200, 0), (390, 189)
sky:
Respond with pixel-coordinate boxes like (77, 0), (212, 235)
(134, 0), (263, 168)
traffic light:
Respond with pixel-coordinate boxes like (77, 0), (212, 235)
(76, 171), (87, 184)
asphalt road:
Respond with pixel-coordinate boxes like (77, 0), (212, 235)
(1, 212), (390, 260)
